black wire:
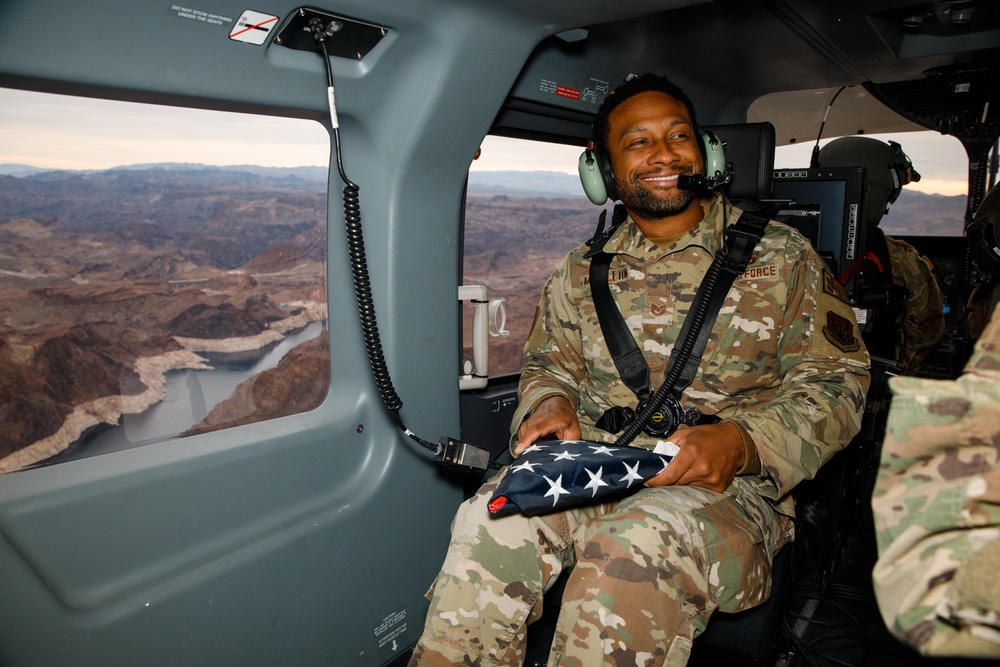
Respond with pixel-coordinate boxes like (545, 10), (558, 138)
(312, 23), (439, 455)
(810, 85), (849, 169)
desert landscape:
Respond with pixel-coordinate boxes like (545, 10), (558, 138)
(0, 164), (965, 473)
(0, 165), (329, 472)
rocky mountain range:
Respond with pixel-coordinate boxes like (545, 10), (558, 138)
(0, 166), (328, 472)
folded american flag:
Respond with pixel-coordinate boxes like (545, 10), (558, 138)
(487, 440), (674, 517)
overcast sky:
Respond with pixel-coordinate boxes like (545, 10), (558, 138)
(1, 87), (970, 196)
(0, 88), (330, 170)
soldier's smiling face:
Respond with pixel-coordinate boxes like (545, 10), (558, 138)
(607, 91), (705, 224)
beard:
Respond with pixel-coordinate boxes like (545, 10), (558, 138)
(615, 168), (699, 220)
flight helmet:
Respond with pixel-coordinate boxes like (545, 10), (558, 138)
(817, 136), (920, 225)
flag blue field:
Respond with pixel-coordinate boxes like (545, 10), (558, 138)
(488, 440), (673, 517)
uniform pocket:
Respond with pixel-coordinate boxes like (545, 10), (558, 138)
(690, 488), (771, 612)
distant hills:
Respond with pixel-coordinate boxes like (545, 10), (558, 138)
(0, 163), (48, 177)
(468, 169), (967, 236)
(0, 165), (328, 269)
(1, 162), (968, 237)
(469, 170), (583, 196)
(880, 190), (967, 237)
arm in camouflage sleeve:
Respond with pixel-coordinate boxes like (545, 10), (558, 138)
(885, 235), (945, 372)
(727, 243), (871, 499)
(508, 252), (586, 446)
(871, 305), (1000, 658)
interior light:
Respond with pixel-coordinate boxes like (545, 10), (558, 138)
(947, 2), (976, 24)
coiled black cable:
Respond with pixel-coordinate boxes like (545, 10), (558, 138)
(312, 22), (437, 454)
(341, 183), (403, 414)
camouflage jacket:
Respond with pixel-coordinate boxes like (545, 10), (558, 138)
(511, 194), (871, 515)
(872, 303), (1000, 658)
(885, 235), (945, 373)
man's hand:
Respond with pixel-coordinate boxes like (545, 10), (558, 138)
(515, 395), (581, 455)
(645, 421), (745, 493)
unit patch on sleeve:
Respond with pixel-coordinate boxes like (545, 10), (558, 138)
(823, 310), (862, 353)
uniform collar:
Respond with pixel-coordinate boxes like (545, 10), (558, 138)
(603, 193), (738, 261)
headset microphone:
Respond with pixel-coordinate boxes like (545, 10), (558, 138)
(677, 163), (733, 193)
(677, 174), (706, 191)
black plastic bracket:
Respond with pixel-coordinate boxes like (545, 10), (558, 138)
(273, 7), (388, 60)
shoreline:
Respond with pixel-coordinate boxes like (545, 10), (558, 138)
(0, 301), (329, 474)
(172, 301), (327, 353)
(0, 349), (211, 474)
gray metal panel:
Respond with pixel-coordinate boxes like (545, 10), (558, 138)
(0, 0), (581, 664)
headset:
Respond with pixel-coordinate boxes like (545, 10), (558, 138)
(578, 130), (727, 206)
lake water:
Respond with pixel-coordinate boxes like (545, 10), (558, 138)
(48, 321), (326, 463)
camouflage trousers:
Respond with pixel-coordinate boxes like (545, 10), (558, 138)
(408, 471), (793, 667)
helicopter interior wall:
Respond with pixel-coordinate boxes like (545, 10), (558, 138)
(0, 0), (701, 664)
(0, 1), (991, 666)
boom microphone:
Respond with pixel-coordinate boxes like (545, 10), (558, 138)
(677, 174), (711, 191)
(678, 165), (733, 193)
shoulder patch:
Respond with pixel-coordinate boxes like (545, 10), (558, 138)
(823, 310), (862, 353)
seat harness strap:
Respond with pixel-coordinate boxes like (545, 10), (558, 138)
(586, 206), (769, 444)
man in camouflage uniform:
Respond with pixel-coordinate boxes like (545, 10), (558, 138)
(409, 73), (870, 667)
(884, 235), (945, 371)
(872, 303), (1000, 659)
(818, 137), (945, 374)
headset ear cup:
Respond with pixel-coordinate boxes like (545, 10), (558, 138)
(701, 130), (725, 180)
(597, 146), (617, 201)
(579, 148), (609, 205)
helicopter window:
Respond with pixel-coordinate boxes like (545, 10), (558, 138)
(463, 135), (604, 378)
(0, 88), (330, 474)
(774, 131), (967, 236)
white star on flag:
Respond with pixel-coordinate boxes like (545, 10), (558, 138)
(620, 461), (644, 488)
(584, 467), (609, 497)
(543, 474), (571, 507)
(657, 457), (670, 476)
(588, 445), (618, 456)
(520, 444), (546, 455)
(510, 459), (541, 473)
(551, 449), (581, 462)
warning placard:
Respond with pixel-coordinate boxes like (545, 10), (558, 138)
(229, 10), (279, 45)
(170, 5), (233, 27)
(374, 606), (408, 661)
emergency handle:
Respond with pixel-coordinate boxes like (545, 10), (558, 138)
(459, 285), (490, 390)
